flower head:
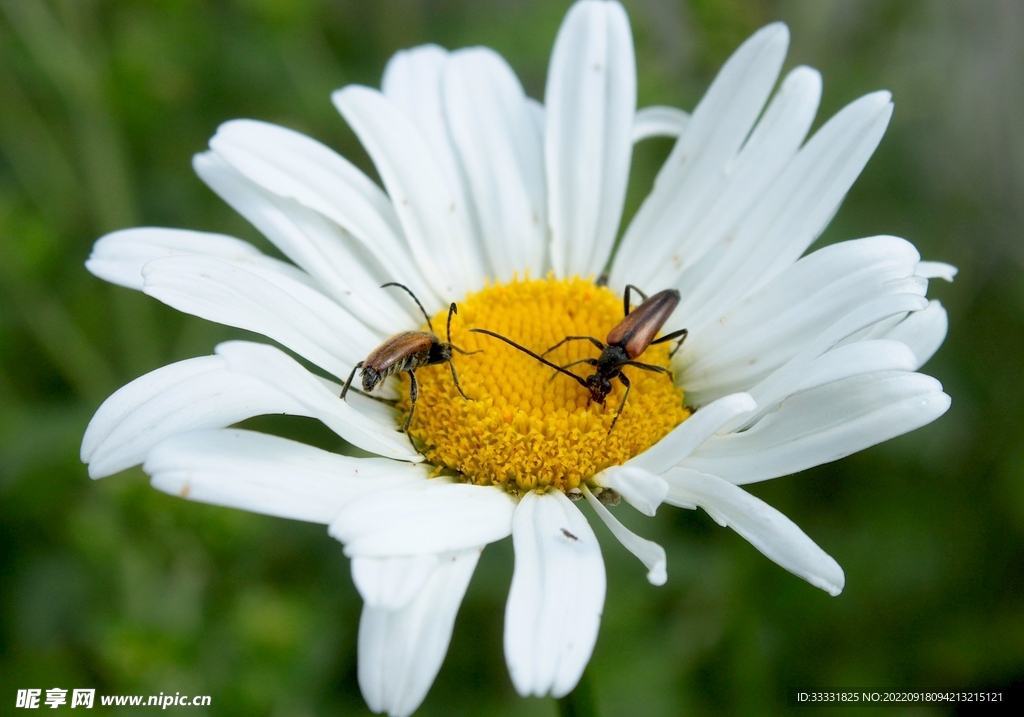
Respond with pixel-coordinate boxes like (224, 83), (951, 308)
(82, 1), (953, 714)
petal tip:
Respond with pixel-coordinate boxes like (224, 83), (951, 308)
(646, 565), (667, 586)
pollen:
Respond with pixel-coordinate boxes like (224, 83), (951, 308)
(397, 276), (690, 494)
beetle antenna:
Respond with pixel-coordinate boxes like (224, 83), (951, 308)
(382, 282), (434, 333)
(470, 329), (589, 389)
(446, 303), (457, 344)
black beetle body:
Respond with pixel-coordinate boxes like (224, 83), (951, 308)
(471, 284), (687, 431)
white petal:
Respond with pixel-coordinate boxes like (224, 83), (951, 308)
(527, 97), (545, 136)
(206, 120), (438, 309)
(194, 150), (422, 330)
(82, 356), (306, 479)
(631, 105), (689, 142)
(351, 554), (441, 611)
(679, 236), (927, 404)
(85, 227), (314, 291)
(443, 47), (546, 281)
(682, 371), (951, 484)
(673, 90), (894, 329)
(144, 428), (426, 523)
(611, 23), (791, 288)
(582, 486), (666, 585)
(329, 481), (516, 557)
(882, 299), (949, 368)
(381, 45), (466, 206)
(358, 547), (480, 717)
(793, 340), (917, 394)
(664, 468), (845, 595)
(333, 85), (485, 301)
(214, 341), (419, 461)
(504, 491), (605, 698)
(545, 0), (636, 278)
(142, 254), (376, 378)
(340, 381), (402, 425)
(730, 292), (929, 428)
(916, 261), (957, 281)
(596, 465), (668, 517)
(624, 392), (756, 476)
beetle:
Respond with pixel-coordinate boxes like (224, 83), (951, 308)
(471, 285), (687, 431)
(340, 282), (474, 432)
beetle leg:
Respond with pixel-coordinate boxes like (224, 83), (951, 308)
(449, 359), (472, 400)
(542, 335), (605, 356)
(403, 370), (419, 432)
(449, 344), (481, 355)
(339, 361), (364, 400)
(650, 328), (689, 357)
(623, 284), (648, 316)
(609, 373), (631, 433)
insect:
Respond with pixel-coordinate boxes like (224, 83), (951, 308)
(471, 285), (687, 431)
(340, 282), (474, 432)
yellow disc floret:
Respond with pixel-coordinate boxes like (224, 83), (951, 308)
(397, 276), (689, 494)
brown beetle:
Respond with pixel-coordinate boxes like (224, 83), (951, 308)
(340, 282), (474, 432)
(471, 285), (686, 431)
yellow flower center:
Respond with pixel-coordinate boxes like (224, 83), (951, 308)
(397, 277), (690, 494)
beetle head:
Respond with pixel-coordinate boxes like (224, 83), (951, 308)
(428, 341), (453, 364)
(361, 366), (382, 393)
(585, 373), (612, 404)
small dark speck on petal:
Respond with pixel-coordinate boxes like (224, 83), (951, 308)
(561, 528), (578, 541)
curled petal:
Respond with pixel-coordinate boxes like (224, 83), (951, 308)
(597, 465), (668, 516)
(882, 299), (949, 368)
(583, 486), (666, 585)
(916, 261), (957, 281)
(664, 468), (844, 595)
(631, 105), (689, 142)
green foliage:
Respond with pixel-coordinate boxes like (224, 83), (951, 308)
(2, 1), (1022, 714)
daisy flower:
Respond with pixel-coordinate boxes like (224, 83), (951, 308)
(81, 1), (953, 714)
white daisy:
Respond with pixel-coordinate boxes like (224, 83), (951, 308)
(81, 2), (953, 715)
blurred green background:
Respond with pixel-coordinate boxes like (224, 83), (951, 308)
(1, 0), (1021, 714)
